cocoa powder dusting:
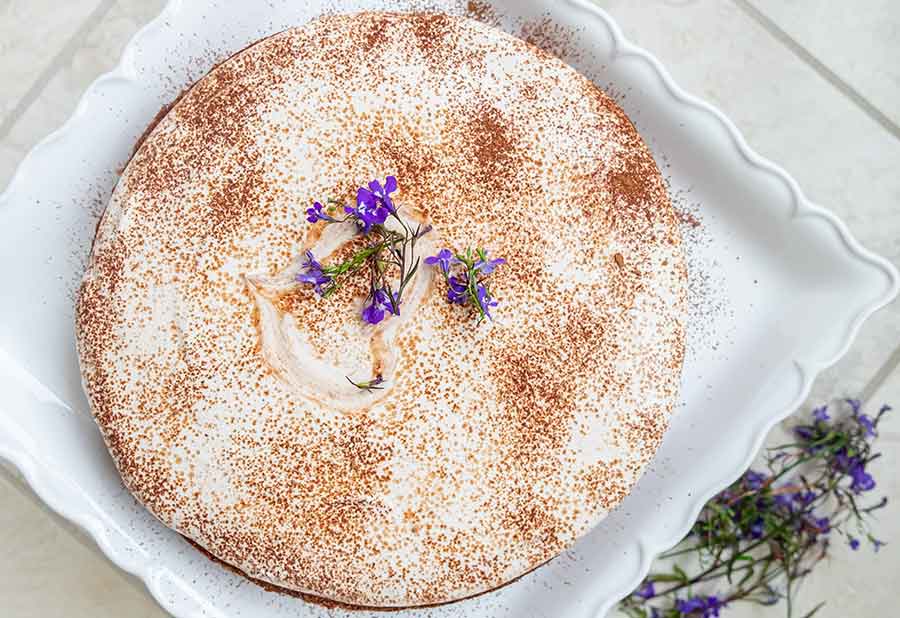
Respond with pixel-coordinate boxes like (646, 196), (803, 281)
(75, 12), (686, 609)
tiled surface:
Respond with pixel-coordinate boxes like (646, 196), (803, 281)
(0, 0), (166, 189)
(747, 0), (900, 130)
(0, 0), (103, 126)
(0, 1), (898, 617)
(0, 463), (165, 618)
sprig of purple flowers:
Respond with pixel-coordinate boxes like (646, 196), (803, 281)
(620, 399), (890, 618)
(296, 176), (430, 327)
(425, 247), (506, 321)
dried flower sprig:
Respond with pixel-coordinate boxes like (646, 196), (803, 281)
(619, 399), (891, 618)
(426, 247), (506, 321)
(296, 176), (431, 325)
(346, 375), (385, 392)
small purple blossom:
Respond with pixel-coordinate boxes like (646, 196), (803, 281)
(425, 249), (457, 274)
(474, 252), (506, 275)
(849, 536), (860, 550)
(675, 597), (706, 614)
(856, 413), (877, 438)
(447, 274), (469, 304)
(850, 462), (876, 493)
(834, 448), (854, 471)
(744, 470), (767, 491)
(675, 595), (724, 617)
(358, 175), (398, 214)
(306, 201), (337, 224)
(346, 181), (392, 233)
(794, 425), (815, 441)
(846, 398), (862, 415)
(295, 250), (332, 296)
(812, 405), (830, 422)
(872, 538), (886, 552)
(635, 580), (655, 599)
(748, 517), (764, 539)
(476, 284), (499, 320)
(361, 302), (385, 325)
(774, 492), (795, 512)
(704, 596), (725, 618)
(811, 516), (830, 534)
(793, 490), (817, 506)
(361, 288), (399, 325)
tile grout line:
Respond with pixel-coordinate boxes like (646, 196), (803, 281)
(733, 0), (900, 142)
(861, 342), (900, 406)
(0, 0), (117, 143)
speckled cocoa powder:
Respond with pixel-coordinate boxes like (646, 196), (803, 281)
(75, 12), (687, 609)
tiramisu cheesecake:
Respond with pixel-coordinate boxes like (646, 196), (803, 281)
(75, 12), (686, 608)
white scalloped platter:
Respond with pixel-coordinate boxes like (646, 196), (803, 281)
(0, 1), (896, 617)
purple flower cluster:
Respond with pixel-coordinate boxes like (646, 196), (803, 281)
(790, 400), (888, 495)
(835, 448), (876, 493)
(675, 595), (725, 617)
(305, 176), (399, 233)
(425, 248), (505, 321)
(297, 176), (422, 327)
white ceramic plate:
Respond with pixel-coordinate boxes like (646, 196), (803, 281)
(0, 1), (896, 617)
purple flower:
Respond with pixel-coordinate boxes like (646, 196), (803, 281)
(425, 249), (457, 274)
(361, 288), (399, 325)
(635, 580), (655, 599)
(703, 596), (725, 618)
(447, 274), (469, 305)
(872, 538), (886, 552)
(812, 516), (830, 534)
(295, 250), (332, 296)
(676, 595), (724, 617)
(476, 284), (499, 320)
(774, 493), (795, 512)
(306, 201), (337, 224)
(793, 490), (816, 506)
(850, 462), (875, 493)
(834, 448), (854, 471)
(812, 405), (830, 422)
(362, 302), (385, 325)
(346, 183), (391, 233)
(358, 175), (398, 214)
(846, 398), (862, 415)
(676, 597), (706, 614)
(474, 251), (506, 275)
(378, 288), (400, 316)
(749, 517), (764, 539)
(856, 413), (876, 438)
(849, 536), (860, 550)
(794, 425), (815, 441)
(744, 470), (767, 491)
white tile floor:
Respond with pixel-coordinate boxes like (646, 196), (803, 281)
(0, 1), (897, 617)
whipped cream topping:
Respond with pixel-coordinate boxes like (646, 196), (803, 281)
(76, 12), (687, 608)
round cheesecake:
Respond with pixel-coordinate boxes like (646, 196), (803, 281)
(76, 12), (687, 608)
